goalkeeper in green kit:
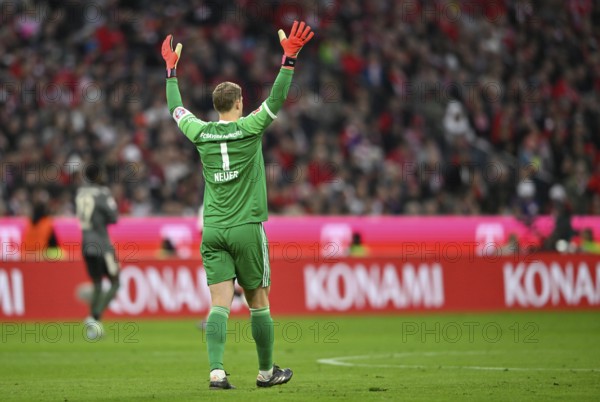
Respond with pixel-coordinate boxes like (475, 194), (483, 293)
(162, 21), (314, 390)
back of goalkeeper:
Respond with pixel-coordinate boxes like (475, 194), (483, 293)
(161, 21), (315, 390)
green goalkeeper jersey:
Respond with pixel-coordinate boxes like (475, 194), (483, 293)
(166, 68), (293, 228)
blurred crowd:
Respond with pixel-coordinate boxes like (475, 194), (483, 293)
(1, 0), (600, 219)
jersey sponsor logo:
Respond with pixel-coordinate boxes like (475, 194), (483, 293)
(252, 106), (262, 115)
(200, 131), (243, 140)
(214, 170), (239, 183)
(173, 107), (189, 124)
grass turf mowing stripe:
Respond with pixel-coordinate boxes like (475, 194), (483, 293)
(1, 311), (599, 401)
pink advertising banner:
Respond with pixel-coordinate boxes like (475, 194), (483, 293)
(2, 216), (600, 261)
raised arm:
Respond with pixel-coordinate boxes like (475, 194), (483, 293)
(238, 68), (293, 135)
(239, 21), (314, 135)
(162, 35), (207, 143)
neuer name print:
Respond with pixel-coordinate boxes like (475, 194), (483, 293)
(214, 170), (240, 183)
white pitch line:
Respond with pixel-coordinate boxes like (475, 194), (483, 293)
(317, 353), (599, 372)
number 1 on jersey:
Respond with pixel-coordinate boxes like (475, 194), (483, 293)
(220, 142), (230, 171)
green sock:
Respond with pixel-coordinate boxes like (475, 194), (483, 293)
(251, 307), (274, 371)
(206, 306), (230, 371)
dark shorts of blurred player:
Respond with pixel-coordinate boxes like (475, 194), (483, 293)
(85, 252), (119, 283)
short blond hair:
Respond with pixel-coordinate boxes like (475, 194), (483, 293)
(212, 82), (242, 113)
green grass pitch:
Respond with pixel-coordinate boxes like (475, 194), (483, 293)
(1, 311), (599, 401)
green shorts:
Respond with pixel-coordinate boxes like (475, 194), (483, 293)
(201, 222), (271, 289)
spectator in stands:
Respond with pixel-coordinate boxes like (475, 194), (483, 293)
(498, 233), (520, 256)
(580, 228), (600, 254)
(0, 1), (599, 219)
(22, 188), (62, 261)
(514, 180), (539, 229)
(348, 232), (368, 257)
(544, 185), (575, 251)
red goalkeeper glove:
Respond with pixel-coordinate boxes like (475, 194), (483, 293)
(161, 34), (182, 78)
(278, 20), (314, 69)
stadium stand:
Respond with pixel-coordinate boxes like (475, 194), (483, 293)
(1, 0), (599, 218)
